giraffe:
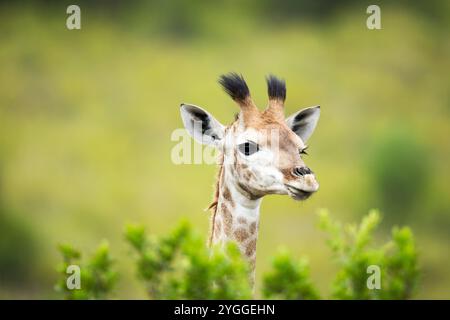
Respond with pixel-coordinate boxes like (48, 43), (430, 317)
(180, 73), (320, 285)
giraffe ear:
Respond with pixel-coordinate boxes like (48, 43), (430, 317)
(285, 106), (320, 142)
(180, 103), (225, 147)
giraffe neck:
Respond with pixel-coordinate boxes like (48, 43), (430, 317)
(210, 165), (262, 284)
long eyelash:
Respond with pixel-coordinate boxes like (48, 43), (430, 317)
(300, 146), (309, 155)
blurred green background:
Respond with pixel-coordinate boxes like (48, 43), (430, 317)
(0, 0), (449, 299)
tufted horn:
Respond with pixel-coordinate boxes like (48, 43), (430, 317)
(218, 73), (258, 122)
(264, 74), (286, 121)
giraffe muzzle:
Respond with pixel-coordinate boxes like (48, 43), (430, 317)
(286, 167), (319, 200)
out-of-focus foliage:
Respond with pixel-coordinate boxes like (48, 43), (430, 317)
(319, 210), (419, 299)
(259, 0), (449, 24)
(55, 241), (117, 300)
(20, 0), (450, 36)
(1, 0), (449, 299)
(0, 213), (37, 285)
(263, 250), (320, 300)
(368, 128), (430, 221)
(124, 221), (252, 299)
(0, 164), (37, 286)
(56, 213), (419, 299)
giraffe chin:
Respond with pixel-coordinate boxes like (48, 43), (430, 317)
(285, 185), (314, 201)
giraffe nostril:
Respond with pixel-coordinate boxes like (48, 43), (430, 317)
(293, 166), (312, 177)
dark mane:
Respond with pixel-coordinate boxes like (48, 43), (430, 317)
(266, 74), (286, 101)
(218, 73), (250, 102)
(206, 152), (224, 247)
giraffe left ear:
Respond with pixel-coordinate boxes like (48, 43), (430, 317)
(285, 106), (320, 142)
(180, 103), (225, 147)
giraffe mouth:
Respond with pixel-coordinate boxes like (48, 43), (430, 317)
(285, 184), (313, 200)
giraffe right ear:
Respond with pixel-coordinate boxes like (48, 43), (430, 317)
(285, 106), (320, 143)
(180, 103), (225, 147)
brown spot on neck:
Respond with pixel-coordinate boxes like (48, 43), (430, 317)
(249, 221), (257, 235)
(245, 239), (257, 257)
(221, 205), (233, 236)
(233, 227), (250, 242)
(222, 186), (233, 203)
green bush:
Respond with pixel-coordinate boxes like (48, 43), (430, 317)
(55, 241), (117, 300)
(124, 221), (252, 299)
(263, 250), (320, 300)
(319, 210), (419, 299)
(56, 211), (419, 300)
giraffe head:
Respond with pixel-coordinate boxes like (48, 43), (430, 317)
(181, 73), (320, 201)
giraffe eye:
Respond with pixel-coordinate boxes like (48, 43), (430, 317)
(238, 141), (259, 156)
